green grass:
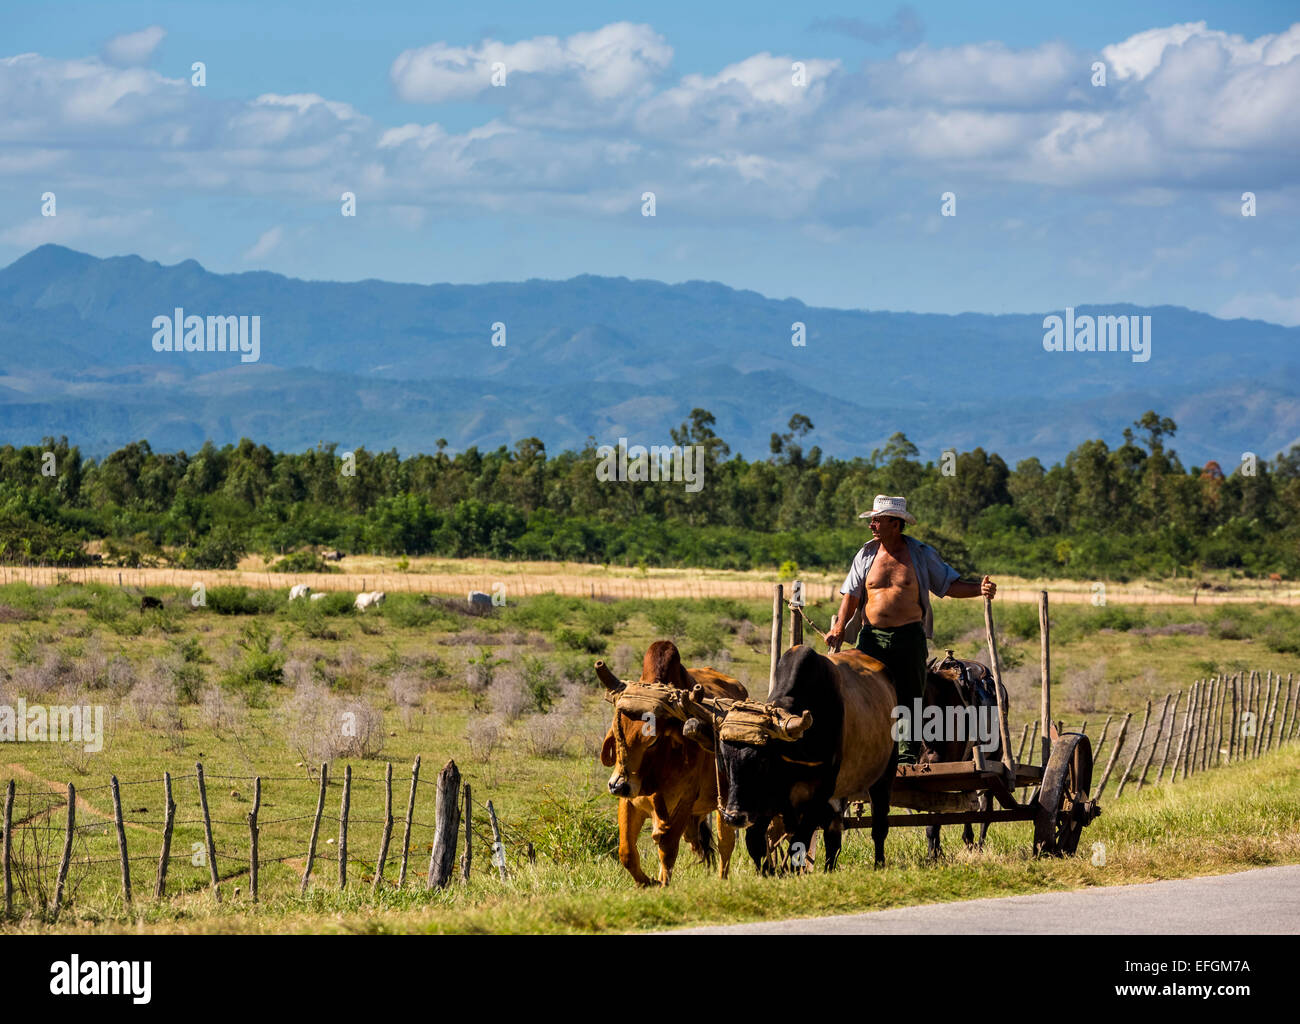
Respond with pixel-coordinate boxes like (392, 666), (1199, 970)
(0, 580), (1297, 933)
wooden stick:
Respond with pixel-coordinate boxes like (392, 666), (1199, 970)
(790, 581), (803, 646)
(1228, 675), (1240, 762)
(196, 762), (220, 901)
(155, 771), (175, 899)
(338, 763), (351, 890)
(1209, 676), (1224, 767)
(1015, 723), (1030, 764)
(300, 762), (328, 895)
(1092, 715), (1114, 766)
(398, 755), (420, 888)
(1038, 591), (1051, 767)
(1093, 713), (1131, 800)
(1115, 701), (1151, 799)
(249, 777), (261, 904)
(427, 760), (461, 890)
(487, 800), (507, 880)
(770, 584), (783, 689)
(111, 775), (131, 908)
(1136, 694), (1171, 791)
(1156, 691), (1181, 783)
(373, 762), (394, 892)
(983, 597), (1017, 775)
(460, 783), (472, 884)
(1289, 675), (1299, 742)
(2, 778), (13, 918)
(52, 783), (74, 921)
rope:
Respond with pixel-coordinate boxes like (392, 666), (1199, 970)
(790, 603), (830, 644)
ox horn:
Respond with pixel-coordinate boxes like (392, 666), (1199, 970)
(594, 661), (626, 696)
(686, 684), (733, 722)
(682, 717), (715, 752)
(769, 710), (814, 742)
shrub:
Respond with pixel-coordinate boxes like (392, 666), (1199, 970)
(648, 603), (687, 639)
(465, 715), (503, 762)
(554, 627), (606, 654)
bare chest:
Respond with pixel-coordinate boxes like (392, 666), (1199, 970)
(866, 547), (917, 592)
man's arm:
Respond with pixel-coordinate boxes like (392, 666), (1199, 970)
(946, 575), (997, 600)
(825, 590), (860, 652)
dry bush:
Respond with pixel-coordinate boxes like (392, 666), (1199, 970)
(522, 711), (573, 757)
(488, 669), (532, 722)
(129, 666), (180, 729)
(282, 656), (315, 689)
(611, 643), (638, 677)
(285, 684), (385, 762)
(735, 620), (761, 646)
(1064, 660), (1108, 714)
(199, 684), (246, 737)
(465, 715), (503, 763)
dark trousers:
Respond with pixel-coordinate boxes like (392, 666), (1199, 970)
(857, 621), (928, 755)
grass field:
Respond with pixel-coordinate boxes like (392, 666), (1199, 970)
(1, 576), (1298, 933)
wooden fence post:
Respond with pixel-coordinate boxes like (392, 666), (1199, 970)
(1278, 675), (1294, 748)
(1039, 591), (1051, 767)
(460, 783), (472, 883)
(2, 778), (12, 918)
(770, 585), (783, 689)
(155, 772), (175, 899)
(1289, 675), (1299, 742)
(1228, 675), (1240, 762)
(300, 762), (328, 895)
(1015, 723), (1030, 765)
(373, 762), (394, 892)
(1156, 691), (1182, 783)
(1136, 694), (1170, 791)
(1177, 683), (1199, 780)
(195, 763), (220, 901)
(1115, 701), (1151, 799)
(248, 777), (261, 904)
(1246, 671), (1259, 758)
(110, 775), (131, 908)
(1263, 674), (1281, 752)
(1198, 678), (1216, 771)
(1093, 713), (1131, 800)
(52, 784), (74, 920)
(338, 764), (351, 890)
(487, 800), (508, 880)
(398, 755), (420, 888)
(1209, 677), (1224, 766)
(427, 760), (461, 890)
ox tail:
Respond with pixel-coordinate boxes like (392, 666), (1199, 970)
(695, 817), (717, 868)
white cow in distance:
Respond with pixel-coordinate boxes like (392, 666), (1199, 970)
(310, 592), (327, 602)
(354, 591), (386, 611)
(289, 584), (311, 601)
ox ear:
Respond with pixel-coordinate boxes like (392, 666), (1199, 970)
(600, 730), (617, 768)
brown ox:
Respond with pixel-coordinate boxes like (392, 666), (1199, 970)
(598, 640), (747, 886)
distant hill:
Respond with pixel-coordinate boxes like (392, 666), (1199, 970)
(0, 244), (1296, 465)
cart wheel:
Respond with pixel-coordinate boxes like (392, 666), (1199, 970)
(1034, 732), (1096, 856)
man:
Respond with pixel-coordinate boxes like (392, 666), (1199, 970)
(825, 495), (997, 765)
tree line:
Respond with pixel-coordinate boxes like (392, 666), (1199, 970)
(0, 409), (1295, 579)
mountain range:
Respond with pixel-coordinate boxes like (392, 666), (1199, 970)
(0, 244), (1295, 468)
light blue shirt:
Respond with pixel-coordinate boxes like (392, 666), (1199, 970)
(839, 535), (962, 639)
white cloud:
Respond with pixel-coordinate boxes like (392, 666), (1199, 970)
(390, 22), (672, 103)
(102, 26), (166, 66)
(242, 226), (283, 262)
(1217, 292), (1300, 327)
(0, 209), (152, 246)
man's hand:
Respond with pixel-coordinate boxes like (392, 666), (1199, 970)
(981, 575), (997, 600)
(825, 615), (844, 653)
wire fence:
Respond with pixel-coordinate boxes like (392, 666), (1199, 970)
(0, 756), (529, 921)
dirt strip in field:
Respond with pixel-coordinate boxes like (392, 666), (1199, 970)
(1, 565), (1296, 605)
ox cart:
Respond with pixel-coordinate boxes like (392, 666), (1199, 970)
(787, 587), (1101, 857)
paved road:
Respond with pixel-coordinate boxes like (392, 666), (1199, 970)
(671, 865), (1300, 934)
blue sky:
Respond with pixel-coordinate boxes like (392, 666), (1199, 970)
(3, 1), (1298, 322)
